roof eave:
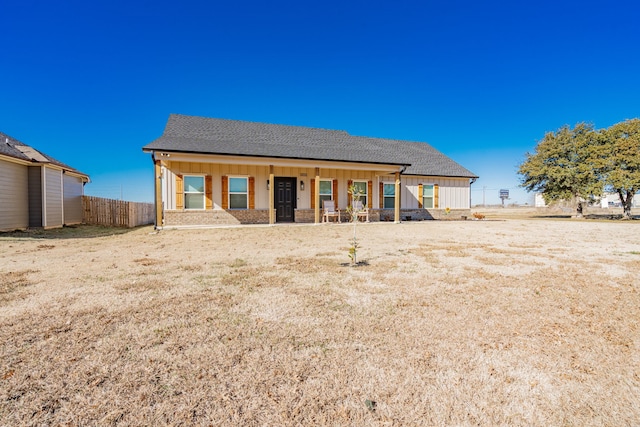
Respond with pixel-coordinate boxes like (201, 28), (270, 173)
(0, 152), (33, 165)
(403, 172), (479, 179)
(143, 147), (409, 167)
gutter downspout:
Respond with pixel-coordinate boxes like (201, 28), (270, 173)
(41, 165), (47, 228)
(470, 177), (477, 210)
(152, 152), (163, 229)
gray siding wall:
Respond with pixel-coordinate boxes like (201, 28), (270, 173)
(28, 166), (43, 227)
(44, 167), (63, 228)
(0, 158), (29, 231)
(63, 174), (83, 224)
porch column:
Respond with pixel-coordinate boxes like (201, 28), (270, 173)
(314, 167), (320, 224)
(269, 165), (275, 225)
(394, 171), (401, 223)
(154, 159), (163, 229)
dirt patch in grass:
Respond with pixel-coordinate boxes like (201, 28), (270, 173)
(0, 269), (39, 304)
(1, 221), (640, 425)
(133, 257), (163, 267)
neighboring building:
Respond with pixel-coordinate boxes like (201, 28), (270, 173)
(0, 132), (90, 231)
(534, 193), (547, 208)
(535, 191), (640, 209)
(143, 114), (478, 228)
(600, 191), (640, 208)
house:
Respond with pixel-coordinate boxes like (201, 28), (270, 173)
(535, 191), (640, 209)
(143, 114), (478, 228)
(0, 132), (90, 231)
(600, 191), (640, 208)
(534, 193), (547, 208)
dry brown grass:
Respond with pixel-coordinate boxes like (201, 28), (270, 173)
(0, 269), (39, 304)
(1, 220), (640, 425)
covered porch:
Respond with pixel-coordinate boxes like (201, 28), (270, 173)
(151, 151), (406, 228)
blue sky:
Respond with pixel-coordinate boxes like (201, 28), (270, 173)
(2, 0), (639, 205)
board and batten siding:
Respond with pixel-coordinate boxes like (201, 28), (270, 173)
(164, 162), (270, 210)
(0, 158), (29, 231)
(63, 174), (84, 224)
(306, 168), (376, 210)
(162, 161), (381, 211)
(400, 176), (471, 209)
(161, 160), (473, 211)
(44, 167), (63, 228)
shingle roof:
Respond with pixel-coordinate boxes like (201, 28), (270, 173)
(143, 114), (477, 178)
(0, 131), (89, 177)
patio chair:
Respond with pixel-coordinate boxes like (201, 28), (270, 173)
(322, 200), (341, 223)
(352, 200), (369, 222)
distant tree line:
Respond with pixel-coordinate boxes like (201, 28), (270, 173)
(518, 118), (640, 219)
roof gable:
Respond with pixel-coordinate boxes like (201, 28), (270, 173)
(143, 114), (477, 178)
(0, 131), (89, 178)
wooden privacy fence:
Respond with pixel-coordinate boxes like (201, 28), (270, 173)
(82, 196), (154, 228)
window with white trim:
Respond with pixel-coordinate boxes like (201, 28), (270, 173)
(229, 177), (248, 209)
(184, 176), (205, 209)
(319, 180), (333, 204)
(423, 184), (434, 209)
(383, 183), (395, 208)
(352, 181), (368, 207)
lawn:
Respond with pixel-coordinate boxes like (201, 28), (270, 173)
(1, 219), (639, 425)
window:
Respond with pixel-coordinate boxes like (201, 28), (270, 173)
(383, 183), (395, 208)
(229, 177), (248, 209)
(423, 184), (434, 208)
(319, 180), (333, 204)
(184, 176), (205, 209)
(352, 181), (367, 207)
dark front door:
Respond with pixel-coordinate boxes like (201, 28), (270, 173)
(275, 177), (296, 222)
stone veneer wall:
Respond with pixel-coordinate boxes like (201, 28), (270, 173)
(293, 209), (315, 223)
(382, 208), (471, 221)
(164, 209), (270, 226)
(164, 208), (471, 227)
(294, 209), (382, 223)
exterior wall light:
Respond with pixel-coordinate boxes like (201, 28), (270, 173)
(300, 180), (305, 191)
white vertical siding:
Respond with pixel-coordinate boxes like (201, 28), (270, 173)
(251, 165), (269, 210)
(63, 174), (84, 224)
(402, 176), (471, 209)
(162, 166), (175, 210)
(0, 158), (29, 231)
(44, 167), (63, 228)
(401, 176), (419, 209)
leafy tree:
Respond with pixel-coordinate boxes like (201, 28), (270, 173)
(518, 123), (602, 217)
(598, 118), (640, 219)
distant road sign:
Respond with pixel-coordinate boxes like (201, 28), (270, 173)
(499, 189), (509, 198)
